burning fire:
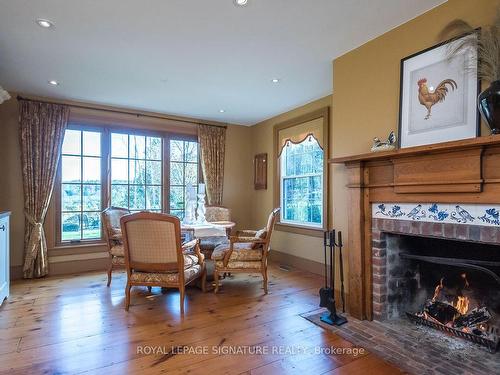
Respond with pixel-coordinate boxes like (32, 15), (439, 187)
(431, 274), (470, 316)
(454, 296), (469, 315)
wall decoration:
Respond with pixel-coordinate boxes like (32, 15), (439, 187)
(254, 153), (267, 190)
(373, 203), (500, 227)
(371, 131), (397, 152)
(398, 34), (479, 148)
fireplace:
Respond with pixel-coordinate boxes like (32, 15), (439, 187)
(372, 203), (500, 352)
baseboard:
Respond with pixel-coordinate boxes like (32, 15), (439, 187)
(10, 265), (23, 280)
(49, 257), (109, 276)
(269, 250), (324, 275)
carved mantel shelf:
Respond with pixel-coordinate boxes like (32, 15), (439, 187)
(328, 135), (500, 321)
(330, 134), (500, 164)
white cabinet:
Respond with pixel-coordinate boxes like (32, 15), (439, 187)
(0, 212), (10, 306)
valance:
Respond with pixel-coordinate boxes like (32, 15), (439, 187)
(277, 117), (324, 156)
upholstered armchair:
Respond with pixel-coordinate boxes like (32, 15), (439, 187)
(120, 212), (206, 313)
(200, 205), (233, 259)
(205, 205), (231, 223)
(102, 206), (130, 286)
(211, 208), (280, 294)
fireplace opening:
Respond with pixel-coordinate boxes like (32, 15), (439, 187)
(382, 234), (500, 352)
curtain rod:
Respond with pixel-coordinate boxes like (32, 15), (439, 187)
(16, 95), (228, 129)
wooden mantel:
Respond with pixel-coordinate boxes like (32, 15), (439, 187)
(329, 135), (500, 320)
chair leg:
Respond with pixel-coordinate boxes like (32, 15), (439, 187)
(106, 262), (113, 287)
(263, 268), (268, 294)
(201, 267), (207, 293)
(214, 270), (220, 294)
(179, 286), (185, 315)
(125, 282), (131, 311)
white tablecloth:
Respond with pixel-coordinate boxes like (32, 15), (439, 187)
(182, 223), (227, 238)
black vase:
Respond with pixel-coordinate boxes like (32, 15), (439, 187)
(478, 80), (500, 135)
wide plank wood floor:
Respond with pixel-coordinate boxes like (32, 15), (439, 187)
(0, 263), (403, 374)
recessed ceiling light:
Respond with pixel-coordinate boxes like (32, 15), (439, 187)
(233, 0), (249, 7)
(219, 109), (225, 113)
(271, 78), (280, 83)
(36, 18), (54, 28)
(48, 80), (59, 86)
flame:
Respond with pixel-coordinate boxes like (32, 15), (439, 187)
(431, 277), (444, 302)
(454, 296), (469, 315)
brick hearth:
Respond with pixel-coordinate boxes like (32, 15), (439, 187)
(371, 218), (500, 321)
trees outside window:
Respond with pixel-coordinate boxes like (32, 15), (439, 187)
(280, 138), (323, 228)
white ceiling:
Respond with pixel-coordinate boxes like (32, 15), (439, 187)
(0, 0), (445, 125)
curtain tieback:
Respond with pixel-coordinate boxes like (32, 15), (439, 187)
(24, 211), (45, 251)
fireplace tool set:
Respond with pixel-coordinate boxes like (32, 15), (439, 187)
(319, 230), (347, 326)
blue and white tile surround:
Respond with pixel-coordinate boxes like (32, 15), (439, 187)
(372, 203), (500, 227)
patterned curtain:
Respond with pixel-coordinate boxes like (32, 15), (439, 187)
(198, 125), (226, 205)
(19, 99), (69, 278)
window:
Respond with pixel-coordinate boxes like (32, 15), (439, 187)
(110, 133), (163, 212)
(280, 137), (323, 227)
(274, 108), (328, 234)
(60, 129), (102, 241)
(57, 126), (199, 245)
(169, 139), (199, 219)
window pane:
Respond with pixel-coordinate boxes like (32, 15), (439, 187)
(129, 185), (145, 210)
(111, 159), (128, 184)
(62, 156), (81, 183)
(83, 157), (101, 183)
(111, 185), (128, 208)
(62, 130), (81, 155)
(83, 185), (101, 211)
(146, 186), (162, 210)
(83, 131), (101, 157)
(62, 184), (81, 212)
(82, 212), (100, 239)
(170, 210), (184, 220)
(170, 162), (184, 185)
(129, 135), (146, 159)
(282, 176), (322, 225)
(146, 137), (162, 160)
(146, 160), (162, 185)
(185, 163), (198, 186)
(170, 140), (183, 162)
(185, 141), (198, 162)
(129, 160), (146, 184)
(170, 186), (184, 210)
(62, 213), (81, 241)
(111, 133), (128, 158)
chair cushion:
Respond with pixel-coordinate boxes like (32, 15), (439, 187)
(211, 242), (263, 262)
(109, 228), (122, 240)
(215, 260), (262, 269)
(130, 264), (202, 284)
(183, 253), (202, 268)
(255, 228), (267, 239)
(110, 244), (124, 257)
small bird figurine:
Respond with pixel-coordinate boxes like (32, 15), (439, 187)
(371, 131), (396, 152)
(0, 86), (10, 105)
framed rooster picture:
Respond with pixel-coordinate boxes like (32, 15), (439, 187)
(398, 34), (479, 148)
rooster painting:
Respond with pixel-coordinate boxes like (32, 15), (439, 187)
(417, 78), (457, 120)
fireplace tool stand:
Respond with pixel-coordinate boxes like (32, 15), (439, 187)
(319, 230), (348, 326)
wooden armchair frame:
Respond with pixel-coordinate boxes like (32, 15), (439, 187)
(120, 212), (206, 313)
(214, 208), (280, 294)
(102, 206), (130, 286)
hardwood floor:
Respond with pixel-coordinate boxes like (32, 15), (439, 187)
(0, 263), (403, 374)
